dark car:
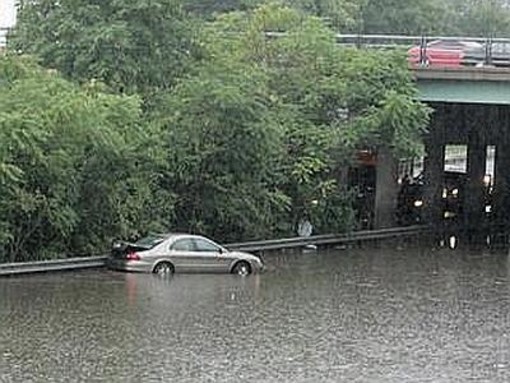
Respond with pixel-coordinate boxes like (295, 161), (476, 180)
(396, 176), (424, 225)
(463, 42), (510, 67)
(396, 171), (487, 225)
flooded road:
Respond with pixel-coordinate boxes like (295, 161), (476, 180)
(1, 245), (510, 382)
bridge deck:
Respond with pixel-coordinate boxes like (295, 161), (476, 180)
(414, 67), (510, 104)
(413, 67), (510, 82)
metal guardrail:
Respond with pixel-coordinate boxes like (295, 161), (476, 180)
(0, 256), (108, 276)
(226, 225), (428, 252)
(0, 226), (428, 276)
(318, 34), (510, 68)
(271, 32), (510, 68)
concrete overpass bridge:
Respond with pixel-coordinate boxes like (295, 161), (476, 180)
(409, 66), (510, 242)
(313, 33), (510, 240)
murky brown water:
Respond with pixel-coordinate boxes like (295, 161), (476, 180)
(1, 245), (510, 382)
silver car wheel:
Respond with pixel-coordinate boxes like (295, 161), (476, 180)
(153, 262), (173, 275)
(232, 261), (251, 276)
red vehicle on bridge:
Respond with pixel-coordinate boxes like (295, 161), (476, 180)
(408, 39), (482, 68)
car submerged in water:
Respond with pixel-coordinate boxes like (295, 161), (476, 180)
(107, 233), (264, 276)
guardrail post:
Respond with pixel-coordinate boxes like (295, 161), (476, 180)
(485, 36), (493, 67)
(356, 33), (362, 49)
(465, 110), (488, 244)
(419, 35), (427, 66)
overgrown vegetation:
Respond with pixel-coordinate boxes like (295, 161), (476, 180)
(356, 0), (510, 37)
(2, 1), (431, 261)
(179, 0), (510, 37)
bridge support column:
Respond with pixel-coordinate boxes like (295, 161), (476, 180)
(374, 146), (398, 228)
(465, 132), (487, 244)
(423, 108), (445, 235)
(493, 108), (510, 242)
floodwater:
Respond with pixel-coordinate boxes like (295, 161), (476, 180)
(1, 244), (510, 382)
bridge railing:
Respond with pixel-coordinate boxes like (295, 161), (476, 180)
(3, 25), (510, 67)
(266, 32), (510, 68)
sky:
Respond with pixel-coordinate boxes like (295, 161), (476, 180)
(0, 0), (17, 28)
(0, 0), (16, 46)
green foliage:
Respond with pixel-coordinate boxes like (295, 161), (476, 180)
(183, 0), (263, 18)
(180, 0), (510, 37)
(11, 0), (201, 102)
(355, 0), (510, 37)
(2, 2), (431, 261)
(284, 0), (358, 30)
(446, 0), (510, 37)
(0, 56), (170, 261)
(159, 4), (429, 238)
(182, 0), (510, 37)
(160, 60), (288, 240)
(357, 0), (449, 35)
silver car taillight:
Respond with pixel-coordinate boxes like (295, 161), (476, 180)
(125, 252), (141, 261)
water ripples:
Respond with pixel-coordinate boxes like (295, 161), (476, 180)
(1, 246), (510, 382)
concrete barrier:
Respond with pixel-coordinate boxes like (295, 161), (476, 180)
(0, 225), (428, 276)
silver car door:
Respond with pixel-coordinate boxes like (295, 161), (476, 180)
(192, 238), (231, 273)
(168, 238), (198, 272)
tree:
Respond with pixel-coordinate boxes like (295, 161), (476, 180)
(158, 60), (289, 241)
(2, 2), (431, 258)
(159, 4), (429, 237)
(447, 0), (510, 37)
(0, 55), (171, 261)
(282, 0), (358, 30)
(354, 0), (510, 37)
(10, 0), (201, 104)
(182, 0), (262, 18)
(356, 0), (451, 35)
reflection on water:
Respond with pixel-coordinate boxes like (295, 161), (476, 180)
(1, 245), (510, 382)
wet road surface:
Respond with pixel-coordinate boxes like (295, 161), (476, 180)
(1, 244), (510, 382)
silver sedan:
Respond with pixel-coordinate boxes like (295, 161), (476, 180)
(107, 233), (264, 276)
